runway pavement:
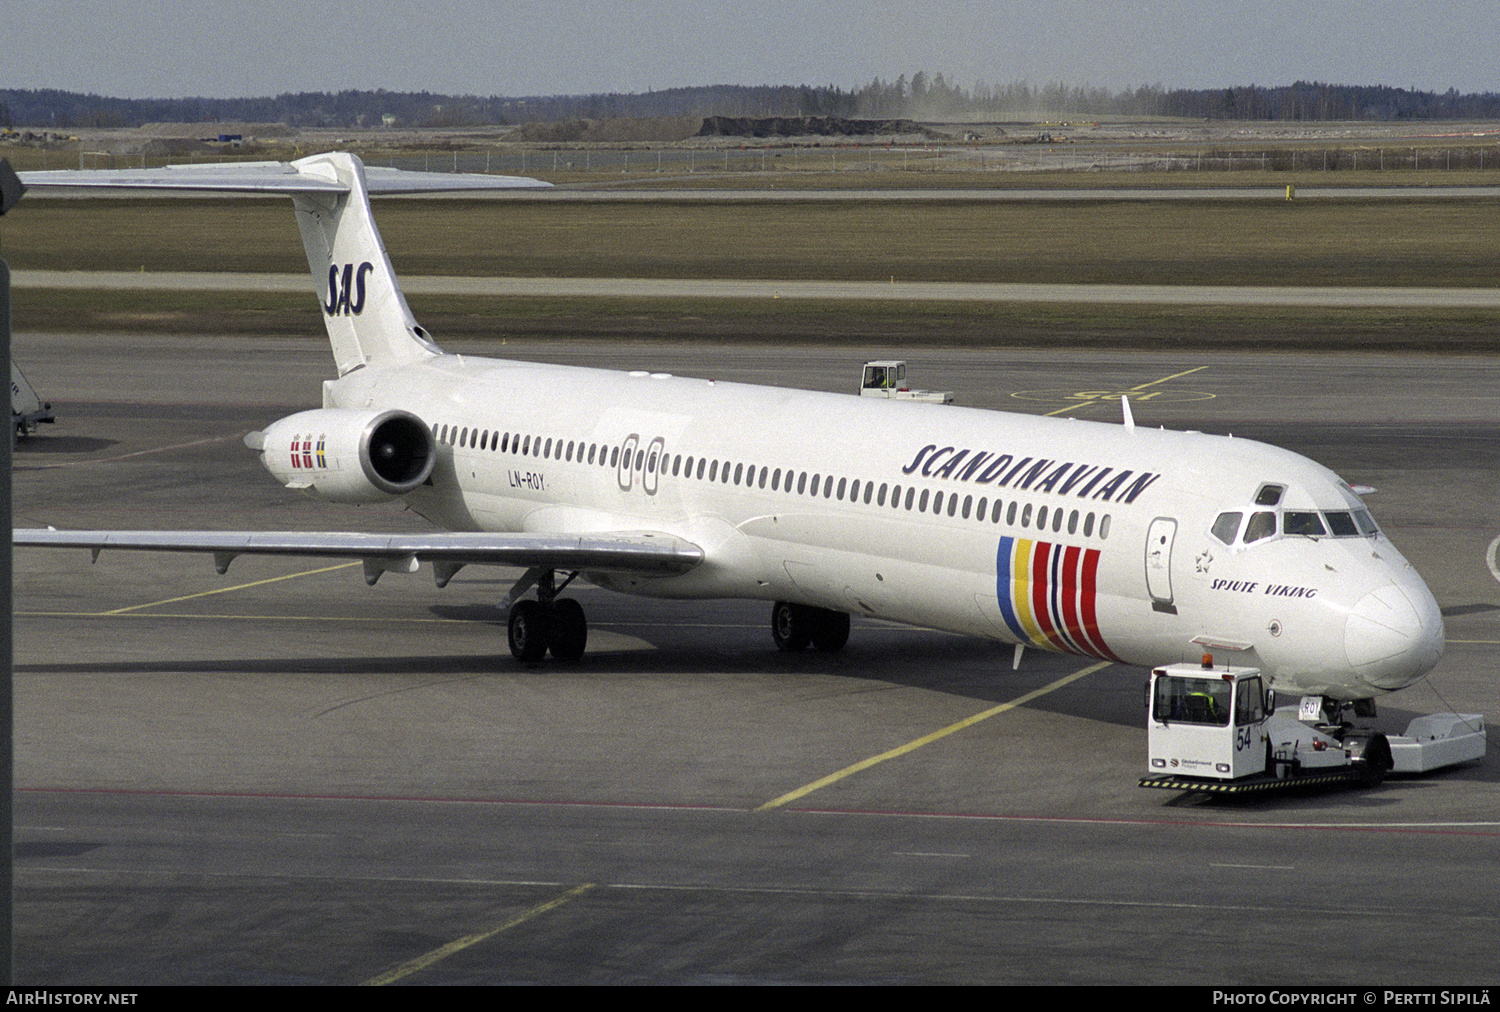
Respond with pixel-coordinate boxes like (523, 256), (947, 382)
(10, 333), (1500, 985)
(15, 269), (1500, 309)
(497, 185), (1500, 202)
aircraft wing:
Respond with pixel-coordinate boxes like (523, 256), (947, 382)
(13, 528), (701, 584)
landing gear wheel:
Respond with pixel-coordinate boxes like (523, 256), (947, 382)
(508, 599), (549, 662)
(548, 598), (588, 662)
(810, 609), (850, 652)
(771, 601), (811, 652)
(1347, 731), (1394, 787)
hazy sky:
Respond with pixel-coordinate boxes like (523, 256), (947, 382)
(9, 1), (1498, 100)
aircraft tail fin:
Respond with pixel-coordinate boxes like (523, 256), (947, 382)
(19, 152), (550, 375)
(289, 152), (435, 374)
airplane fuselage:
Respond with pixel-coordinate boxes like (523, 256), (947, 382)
(321, 353), (1444, 700)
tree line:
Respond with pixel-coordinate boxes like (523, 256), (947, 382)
(3, 78), (1498, 130)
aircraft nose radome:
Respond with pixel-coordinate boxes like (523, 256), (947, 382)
(1344, 581), (1444, 690)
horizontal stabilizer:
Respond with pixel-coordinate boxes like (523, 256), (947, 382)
(24, 152), (549, 375)
(19, 160), (551, 194)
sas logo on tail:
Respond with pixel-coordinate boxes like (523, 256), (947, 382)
(324, 262), (374, 316)
(996, 535), (1122, 662)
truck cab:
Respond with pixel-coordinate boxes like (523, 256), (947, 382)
(1148, 663), (1273, 780)
(859, 360), (954, 403)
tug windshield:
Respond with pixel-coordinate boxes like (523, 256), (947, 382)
(1153, 675), (1232, 726)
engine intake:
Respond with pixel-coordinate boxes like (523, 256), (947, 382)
(252, 408), (435, 503)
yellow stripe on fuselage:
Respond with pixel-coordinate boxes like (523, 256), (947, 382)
(1011, 537), (1047, 647)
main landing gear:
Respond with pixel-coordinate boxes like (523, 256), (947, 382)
(505, 568), (587, 662)
(771, 601), (850, 653)
(503, 582), (851, 662)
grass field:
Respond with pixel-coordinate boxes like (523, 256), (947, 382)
(3, 191), (1496, 349)
(6, 194), (1497, 286)
(10, 288), (1497, 353)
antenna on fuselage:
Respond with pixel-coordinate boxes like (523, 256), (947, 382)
(1121, 395), (1135, 432)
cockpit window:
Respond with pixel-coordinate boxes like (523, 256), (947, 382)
(1254, 484), (1285, 506)
(1231, 499), (1379, 548)
(1244, 511), (1277, 543)
(1211, 512), (1242, 545)
(1323, 511), (1359, 536)
(1283, 511), (1327, 537)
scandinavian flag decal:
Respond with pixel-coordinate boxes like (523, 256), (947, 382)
(289, 436), (326, 470)
(996, 536), (1121, 661)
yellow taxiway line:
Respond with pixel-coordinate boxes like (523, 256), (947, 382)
(1042, 365), (1209, 417)
(363, 883), (595, 986)
(756, 660), (1112, 811)
(100, 562), (361, 615)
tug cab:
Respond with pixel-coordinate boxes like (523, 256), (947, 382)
(859, 360), (954, 403)
(1142, 659), (1484, 795)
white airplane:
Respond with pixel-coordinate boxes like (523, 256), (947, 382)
(14, 152), (1444, 709)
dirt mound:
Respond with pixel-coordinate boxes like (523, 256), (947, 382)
(695, 116), (933, 138)
(512, 117), (704, 144)
(512, 115), (937, 144)
(138, 121), (296, 138)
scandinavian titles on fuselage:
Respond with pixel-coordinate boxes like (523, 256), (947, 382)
(900, 445), (1160, 504)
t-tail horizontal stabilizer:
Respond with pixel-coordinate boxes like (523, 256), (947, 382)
(18, 153), (551, 375)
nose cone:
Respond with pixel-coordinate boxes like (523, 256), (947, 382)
(1344, 580), (1444, 690)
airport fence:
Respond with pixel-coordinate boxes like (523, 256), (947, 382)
(50, 143), (1500, 178)
(372, 145), (1500, 176)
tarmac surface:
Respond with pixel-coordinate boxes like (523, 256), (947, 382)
(11, 332), (1500, 985)
(15, 270), (1500, 309)
(502, 186), (1500, 202)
